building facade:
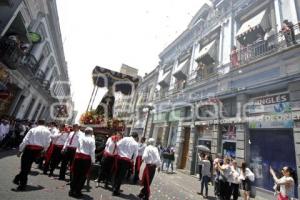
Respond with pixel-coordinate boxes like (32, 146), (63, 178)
(136, 0), (300, 198)
(0, 0), (73, 122)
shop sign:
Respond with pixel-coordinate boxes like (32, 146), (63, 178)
(247, 94), (291, 114)
(252, 94), (289, 105)
(249, 120), (294, 129)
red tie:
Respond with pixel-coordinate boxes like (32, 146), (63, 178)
(69, 132), (76, 146)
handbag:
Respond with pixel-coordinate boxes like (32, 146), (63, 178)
(278, 193), (289, 200)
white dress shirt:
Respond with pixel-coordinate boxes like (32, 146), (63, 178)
(142, 145), (161, 167)
(63, 131), (83, 149)
(50, 127), (59, 137)
(117, 136), (138, 160)
(52, 132), (69, 146)
(19, 125), (51, 152)
(76, 134), (96, 163)
(105, 137), (118, 155)
(138, 143), (147, 156)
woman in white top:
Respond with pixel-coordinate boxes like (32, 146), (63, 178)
(239, 162), (255, 200)
(270, 166), (295, 200)
(229, 160), (241, 200)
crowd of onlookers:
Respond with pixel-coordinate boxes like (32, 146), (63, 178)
(197, 152), (297, 200)
(0, 116), (37, 150)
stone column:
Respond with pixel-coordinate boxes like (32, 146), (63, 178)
(175, 121), (184, 169)
(211, 123), (219, 156)
(187, 123), (197, 174)
(235, 124), (246, 165)
(289, 81), (300, 195)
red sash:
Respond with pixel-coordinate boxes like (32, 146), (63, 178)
(26, 144), (43, 151)
(71, 153), (91, 176)
(45, 143), (54, 164)
(141, 164), (156, 198)
(113, 155), (132, 174)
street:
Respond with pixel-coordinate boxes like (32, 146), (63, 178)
(0, 150), (215, 200)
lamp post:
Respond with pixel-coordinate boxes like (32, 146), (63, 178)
(142, 103), (154, 138)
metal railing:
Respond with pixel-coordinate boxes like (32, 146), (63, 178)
(233, 23), (300, 68)
(24, 54), (38, 74)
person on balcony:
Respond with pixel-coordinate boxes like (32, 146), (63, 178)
(230, 46), (239, 69)
(264, 28), (276, 51)
(282, 20), (297, 46)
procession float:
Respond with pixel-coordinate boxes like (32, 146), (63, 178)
(80, 66), (139, 140)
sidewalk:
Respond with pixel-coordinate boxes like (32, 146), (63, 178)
(172, 170), (271, 200)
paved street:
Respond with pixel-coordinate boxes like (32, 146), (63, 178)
(0, 150), (216, 200)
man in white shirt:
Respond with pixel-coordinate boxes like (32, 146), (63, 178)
(97, 132), (122, 188)
(13, 120), (51, 191)
(69, 127), (95, 198)
(112, 132), (139, 196)
(44, 124), (69, 176)
(138, 138), (161, 200)
(133, 137), (147, 184)
(59, 124), (83, 181)
(42, 122), (60, 172)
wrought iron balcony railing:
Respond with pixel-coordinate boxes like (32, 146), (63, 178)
(232, 23), (300, 69)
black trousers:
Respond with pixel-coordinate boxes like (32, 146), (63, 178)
(44, 145), (63, 174)
(219, 180), (231, 200)
(98, 155), (114, 184)
(59, 148), (76, 180)
(139, 165), (156, 200)
(70, 158), (91, 194)
(113, 158), (131, 193)
(230, 183), (239, 200)
(14, 147), (42, 188)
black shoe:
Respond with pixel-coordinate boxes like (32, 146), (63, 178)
(16, 186), (26, 191)
(48, 172), (53, 177)
(112, 191), (120, 196)
(104, 183), (108, 189)
(137, 193), (144, 198)
(13, 178), (19, 185)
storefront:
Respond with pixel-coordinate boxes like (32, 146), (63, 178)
(152, 112), (169, 146)
(193, 123), (213, 174)
(246, 93), (299, 197)
(220, 123), (237, 159)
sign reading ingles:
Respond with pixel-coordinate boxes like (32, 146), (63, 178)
(253, 94), (289, 105)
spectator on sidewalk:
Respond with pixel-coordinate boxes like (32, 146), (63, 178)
(218, 157), (231, 200)
(239, 161), (255, 200)
(197, 154), (211, 198)
(166, 146), (175, 173)
(229, 160), (241, 200)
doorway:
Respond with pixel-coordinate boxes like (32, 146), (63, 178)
(180, 127), (191, 169)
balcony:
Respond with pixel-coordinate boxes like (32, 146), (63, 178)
(35, 69), (46, 84)
(232, 23), (300, 69)
(0, 39), (26, 70)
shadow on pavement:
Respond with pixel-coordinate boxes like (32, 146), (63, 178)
(118, 193), (139, 200)
(29, 170), (40, 176)
(0, 149), (17, 159)
(11, 185), (44, 192)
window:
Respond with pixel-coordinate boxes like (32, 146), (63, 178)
(42, 43), (50, 57)
(221, 97), (237, 118)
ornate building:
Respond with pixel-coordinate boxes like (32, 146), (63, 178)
(0, 0), (73, 122)
(138, 0), (300, 198)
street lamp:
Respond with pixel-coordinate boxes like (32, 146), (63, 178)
(142, 103), (154, 138)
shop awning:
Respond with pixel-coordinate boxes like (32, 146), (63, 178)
(196, 40), (217, 65)
(236, 10), (269, 45)
(158, 71), (171, 88)
(173, 58), (190, 80)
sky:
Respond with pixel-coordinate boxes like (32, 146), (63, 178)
(56, 0), (208, 122)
